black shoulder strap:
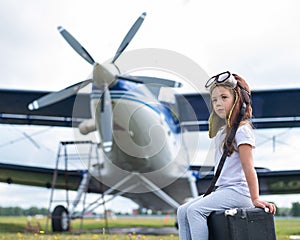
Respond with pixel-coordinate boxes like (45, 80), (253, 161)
(203, 103), (247, 197)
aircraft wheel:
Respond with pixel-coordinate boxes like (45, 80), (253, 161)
(175, 221), (178, 229)
(52, 205), (70, 232)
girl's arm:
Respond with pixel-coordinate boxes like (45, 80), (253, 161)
(239, 144), (276, 214)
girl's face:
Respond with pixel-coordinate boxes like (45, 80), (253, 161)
(211, 86), (235, 119)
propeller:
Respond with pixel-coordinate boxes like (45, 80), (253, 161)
(57, 26), (95, 65)
(112, 12), (146, 63)
(98, 85), (113, 150)
(28, 79), (92, 110)
(28, 12), (182, 151)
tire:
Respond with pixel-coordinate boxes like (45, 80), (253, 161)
(51, 205), (70, 232)
(175, 221), (178, 229)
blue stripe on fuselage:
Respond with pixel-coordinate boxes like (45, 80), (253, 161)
(91, 80), (180, 133)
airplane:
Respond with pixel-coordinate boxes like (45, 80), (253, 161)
(1, 12), (300, 232)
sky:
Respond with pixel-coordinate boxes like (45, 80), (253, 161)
(0, 0), (300, 212)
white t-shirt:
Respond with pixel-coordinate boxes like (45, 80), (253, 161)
(214, 123), (255, 197)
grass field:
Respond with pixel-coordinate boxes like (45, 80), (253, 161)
(0, 216), (299, 239)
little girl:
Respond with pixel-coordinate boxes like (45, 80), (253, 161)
(177, 72), (276, 240)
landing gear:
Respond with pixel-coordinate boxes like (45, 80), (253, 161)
(52, 205), (70, 232)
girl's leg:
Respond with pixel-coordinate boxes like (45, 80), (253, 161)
(187, 188), (253, 240)
(177, 196), (203, 240)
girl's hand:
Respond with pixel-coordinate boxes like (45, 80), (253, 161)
(252, 199), (276, 214)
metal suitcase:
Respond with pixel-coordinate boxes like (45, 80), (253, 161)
(208, 207), (276, 240)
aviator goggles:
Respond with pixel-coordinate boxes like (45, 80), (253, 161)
(205, 71), (237, 89)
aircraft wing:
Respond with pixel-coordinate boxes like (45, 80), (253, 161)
(192, 168), (300, 195)
(0, 163), (108, 193)
(0, 88), (90, 127)
(176, 88), (300, 130)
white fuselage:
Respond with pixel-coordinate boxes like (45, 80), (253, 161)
(89, 81), (190, 193)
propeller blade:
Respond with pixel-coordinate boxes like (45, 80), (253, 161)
(118, 75), (182, 88)
(112, 12), (146, 63)
(57, 26), (95, 65)
(28, 79), (92, 110)
(99, 87), (113, 151)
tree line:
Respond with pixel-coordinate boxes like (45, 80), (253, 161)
(277, 202), (300, 217)
(1, 203), (300, 216)
(0, 206), (48, 216)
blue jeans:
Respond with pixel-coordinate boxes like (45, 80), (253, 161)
(177, 187), (253, 240)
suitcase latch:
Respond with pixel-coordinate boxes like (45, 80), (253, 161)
(224, 208), (238, 216)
